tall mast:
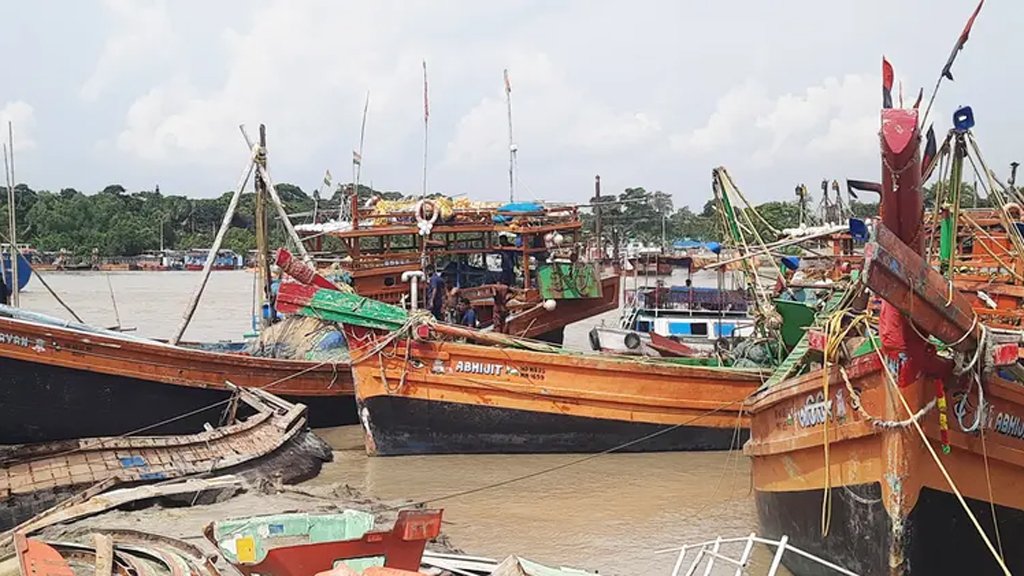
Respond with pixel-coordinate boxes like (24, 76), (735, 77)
(4, 122), (18, 307)
(350, 91), (369, 220)
(421, 60), (429, 200)
(504, 68), (517, 203)
(254, 124), (273, 326)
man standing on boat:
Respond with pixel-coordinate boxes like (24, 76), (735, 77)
(427, 267), (446, 321)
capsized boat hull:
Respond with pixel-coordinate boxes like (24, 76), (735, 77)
(348, 333), (762, 455)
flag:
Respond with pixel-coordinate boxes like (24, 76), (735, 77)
(323, 169), (332, 188)
(942, 0), (985, 81)
(503, 68), (511, 94)
(422, 60), (429, 121)
(922, 125), (937, 176)
(352, 150), (362, 166)
(882, 57), (894, 109)
(912, 87), (924, 109)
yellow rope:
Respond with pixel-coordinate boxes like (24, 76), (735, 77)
(873, 345), (1011, 576)
(979, 411), (1006, 561)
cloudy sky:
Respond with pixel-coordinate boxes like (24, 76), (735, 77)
(2, 0), (1020, 208)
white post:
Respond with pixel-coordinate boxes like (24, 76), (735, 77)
(767, 535), (788, 576)
(734, 533), (756, 576)
(170, 150), (256, 344)
(402, 270), (425, 310)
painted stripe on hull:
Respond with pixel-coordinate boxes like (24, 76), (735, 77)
(756, 484), (1024, 576)
(0, 357), (355, 443)
(360, 395), (748, 455)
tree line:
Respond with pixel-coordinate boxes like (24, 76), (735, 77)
(2, 179), (971, 257)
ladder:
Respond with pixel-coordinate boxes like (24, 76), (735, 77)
(657, 533), (859, 576)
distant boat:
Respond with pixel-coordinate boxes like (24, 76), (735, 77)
(184, 249), (244, 271)
(1, 250), (32, 293)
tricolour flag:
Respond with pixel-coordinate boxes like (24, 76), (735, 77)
(352, 150), (362, 166)
(323, 170), (332, 188)
(942, 0), (985, 81)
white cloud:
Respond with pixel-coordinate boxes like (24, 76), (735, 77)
(670, 81), (771, 155)
(0, 101), (38, 152)
(81, 0), (177, 101)
(671, 73), (901, 169)
(446, 52), (662, 168)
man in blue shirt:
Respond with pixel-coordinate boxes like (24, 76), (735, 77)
(427, 268), (446, 320)
(457, 297), (478, 328)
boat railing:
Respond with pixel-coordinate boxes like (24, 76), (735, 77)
(657, 533), (858, 576)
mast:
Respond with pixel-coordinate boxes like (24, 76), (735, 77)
(350, 91), (369, 221)
(255, 124), (274, 326)
(505, 68), (517, 203)
(594, 175), (602, 260)
(5, 122), (18, 307)
(421, 60), (429, 200)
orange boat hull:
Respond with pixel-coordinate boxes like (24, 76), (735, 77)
(348, 333), (763, 455)
(745, 355), (1024, 575)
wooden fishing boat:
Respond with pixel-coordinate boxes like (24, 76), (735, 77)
(746, 102), (1024, 575)
(344, 320), (762, 456)
(295, 196), (620, 344)
(0, 387), (331, 531)
(0, 305), (355, 444)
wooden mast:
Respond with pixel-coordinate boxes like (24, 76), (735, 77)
(5, 122), (18, 307)
(255, 124), (273, 327)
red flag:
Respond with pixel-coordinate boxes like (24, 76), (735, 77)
(422, 60), (429, 121)
(882, 57), (894, 109)
(942, 0), (984, 81)
(503, 68), (511, 94)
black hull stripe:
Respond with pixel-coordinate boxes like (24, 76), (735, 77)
(361, 395), (748, 455)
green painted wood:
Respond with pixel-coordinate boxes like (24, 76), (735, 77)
(537, 263), (602, 300)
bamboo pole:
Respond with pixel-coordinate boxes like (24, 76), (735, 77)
(170, 149), (257, 344)
(239, 126), (312, 264)
(6, 123), (17, 308)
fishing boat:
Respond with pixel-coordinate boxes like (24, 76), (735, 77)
(295, 195), (620, 344)
(589, 283), (755, 356)
(274, 282), (770, 456)
(184, 249), (243, 271)
(0, 305), (355, 443)
(746, 71), (1024, 575)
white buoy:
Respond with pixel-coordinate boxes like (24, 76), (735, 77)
(543, 299), (557, 311)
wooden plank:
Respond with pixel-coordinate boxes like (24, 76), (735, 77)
(863, 224), (977, 350)
(94, 533), (114, 576)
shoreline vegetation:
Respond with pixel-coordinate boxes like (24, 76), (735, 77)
(1, 179), (950, 261)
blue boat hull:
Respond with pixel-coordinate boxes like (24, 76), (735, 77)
(1, 253), (31, 293)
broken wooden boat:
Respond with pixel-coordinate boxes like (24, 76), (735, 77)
(205, 509), (442, 576)
(745, 96), (1024, 574)
(0, 387), (330, 531)
(0, 305), (354, 443)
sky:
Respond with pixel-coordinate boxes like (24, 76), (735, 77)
(1, 0), (1021, 209)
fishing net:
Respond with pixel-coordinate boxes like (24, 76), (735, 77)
(246, 315), (350, 362)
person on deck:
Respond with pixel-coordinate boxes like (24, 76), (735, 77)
(427, 268), (446, 321)
(456, 297), (478, 328)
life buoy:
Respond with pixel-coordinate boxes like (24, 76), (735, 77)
(624, 332), (642, 350)
(1003, 202), (1022, 221)
(415, 199), (439, 236)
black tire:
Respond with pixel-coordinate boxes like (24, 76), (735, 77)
(588, 328), (602, 351)
(624, 332), (642, 350)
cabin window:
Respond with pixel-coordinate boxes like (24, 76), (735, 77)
(636, 320), (652, 332)
(690, 323), (708, 336)
(384, 276), (396, 287)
